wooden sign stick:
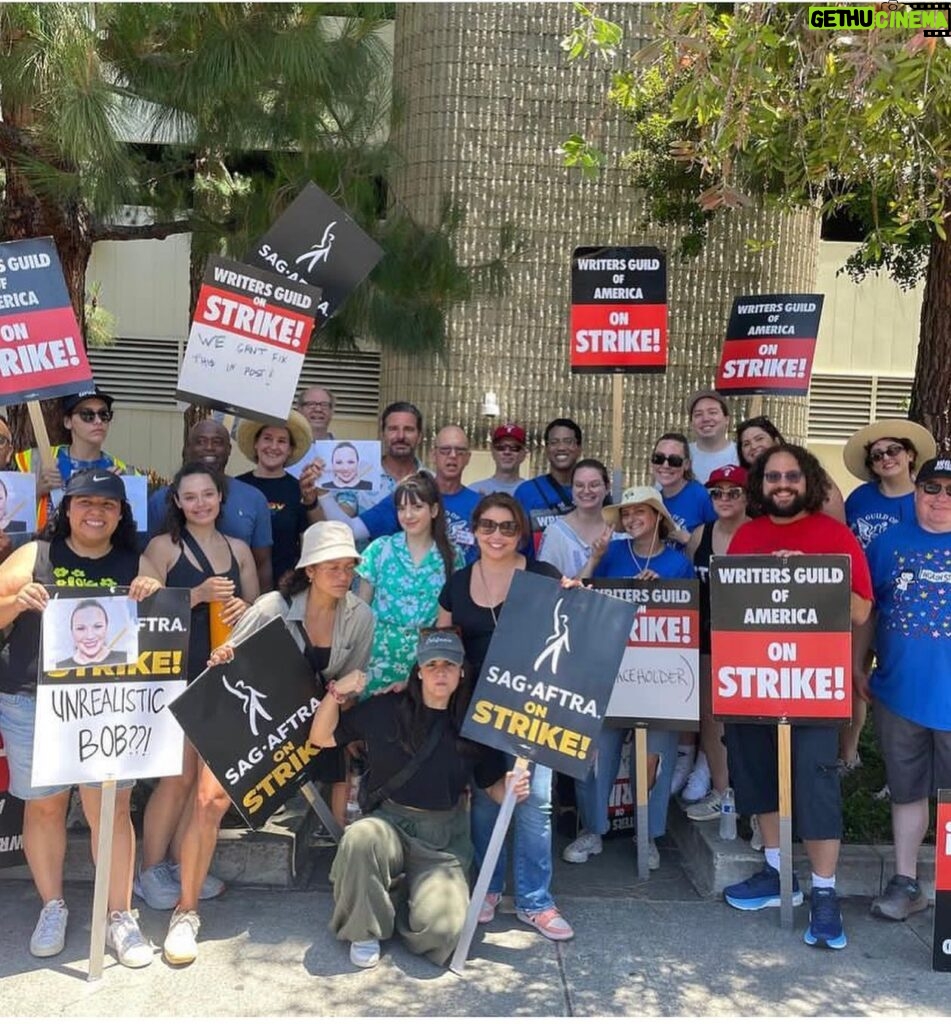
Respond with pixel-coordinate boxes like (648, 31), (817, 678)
(299, 778), (343, 844)
(26, 401), (56, 472)
(611, 376), (624, 499)
(634, 725), (650, 881)
(777, 720), (795, 929)
(87, 778), (117, 982)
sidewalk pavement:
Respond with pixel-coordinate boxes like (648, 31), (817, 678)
(1, 832), (947, 1018)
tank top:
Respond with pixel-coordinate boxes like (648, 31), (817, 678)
(692, 521), (716, 655)
(166, 532), (242, 681)
(1, 538), (140, 697)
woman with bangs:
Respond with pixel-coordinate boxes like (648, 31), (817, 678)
(357, 472), (463, 698)
(649, 432), (715, 546)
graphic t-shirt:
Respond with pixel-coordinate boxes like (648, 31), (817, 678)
(237, 472), (309, 583)
(845, 481), (915, 550)
(688, 442), (736, 484)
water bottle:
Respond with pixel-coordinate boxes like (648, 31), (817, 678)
(719, 787), (737, 841)
(346, 772), (363, 826)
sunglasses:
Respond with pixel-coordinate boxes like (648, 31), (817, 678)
(709, 487), (744, 501)
(651, 453), (685, 468)
(869, 444), (906, 463)
(919, 480), (951, 497)
(764, 469), (803, 484)
(475, 518), (520, 537)
(74, 408), (113, 423)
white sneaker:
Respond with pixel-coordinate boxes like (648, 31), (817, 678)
(670, 747), (695, 796)
(169, 860), (226, 901)
(634, 835), (660, 870)
(682, 752), (711, 803)
(686, 788), (724, 822)
(562, 831), (603, 864)
(134, 861), (180, 911)
(163, 909), (200, 965)
(30, 899), (68, 957)
(350, 939), (381, 969)
(106, 910), (153, 968)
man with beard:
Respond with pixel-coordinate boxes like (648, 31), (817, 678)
(722, 444), (873, 952)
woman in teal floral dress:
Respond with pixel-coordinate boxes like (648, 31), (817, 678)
(357, 473), (462, 697)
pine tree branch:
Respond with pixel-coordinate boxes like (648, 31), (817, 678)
(90, 219), (194, 242)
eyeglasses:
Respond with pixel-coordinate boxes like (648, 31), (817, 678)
(764, 470), (803, 484)
(300, 401), (332, 411)
(475, 518), (520, 537)
(919, 480), (951, 497)
(869, 444), (906, 463)
(74, 408), (113, 423)
(493, 444), (523, 454)
(435, 446), (469, 456)
(651, 453), (685, 468)
(709, 487), (744, 501)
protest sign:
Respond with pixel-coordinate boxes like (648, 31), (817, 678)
(714, 294), (824, 396)
(570, 246), (667, 374)
(589, 579), (700, 731)
(606, 737), (635, 837)
(31, 589), (190, 787)
(244, 182), (384, 330)
(0, 237), (95, 404)
(169, 617), (321, 828)
(313, 438), (382, 516)
(934, 788), (951, 972)
(461, 572), (635, 779)
(0, 470), (37, 537)
(42, 594), (139, 672)
(0, 734), (26, 869)
(176, 257), (322, 423)
(710, 555), (852, 723)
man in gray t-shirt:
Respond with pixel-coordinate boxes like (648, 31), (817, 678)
(468, 423), (527, 496)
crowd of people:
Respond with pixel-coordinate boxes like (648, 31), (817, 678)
(0, 382), (947, 974)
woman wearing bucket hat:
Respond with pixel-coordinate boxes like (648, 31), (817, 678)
(564, 487), (694, 871)
(236, 410), (314, 586)
(159, 521), (373, 966)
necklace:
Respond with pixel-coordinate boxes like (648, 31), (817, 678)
(627, 539), (658, 575)
(476, 560), (509, 627)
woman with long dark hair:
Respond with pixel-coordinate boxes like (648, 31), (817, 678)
(649, 432), (715, 546)
(311, 629), (527, 970)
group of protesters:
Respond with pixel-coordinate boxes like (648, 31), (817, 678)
(0, 380), (948, 972)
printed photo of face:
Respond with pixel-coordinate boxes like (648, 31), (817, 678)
(330, 443), (361, 487)
(69, 602), (109, 664)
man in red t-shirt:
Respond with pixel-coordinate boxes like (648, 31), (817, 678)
(722, 443), (873, 951)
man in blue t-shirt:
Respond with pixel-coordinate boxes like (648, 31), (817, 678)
(514, 418), (582, 550)
(857, 456), (951, 923)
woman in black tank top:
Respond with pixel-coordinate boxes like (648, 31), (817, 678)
(137, 464), (260, 915)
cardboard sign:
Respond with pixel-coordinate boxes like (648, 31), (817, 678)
(607, 736), (635, 837)
(176, 257), (322, 423)
(461, 572), (635, 780)
(935, 788), (951, 972)
(0, 734), (26, 869)
(570, 246), (667, 374)
(0, 237), (95, 404)
(31, 589), (191, 787)
(590, 579), (700, 731)
(169, 617), (321, 828)
(714, 294), (824, 395)
(244, 182), (384, 330)
(0, 470), (37, 537)
(312, 439), (382, 516)
(710, 555), (852, 723)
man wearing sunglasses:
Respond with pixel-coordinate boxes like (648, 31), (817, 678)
(470, 423), (528, 497)
(855, 456), (951, 924)
(722, 443), (873, 952)
(13, 389), (138, 531)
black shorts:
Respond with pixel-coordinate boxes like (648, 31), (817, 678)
(723, 722), (841, 840)
(873, 702), (951, 804)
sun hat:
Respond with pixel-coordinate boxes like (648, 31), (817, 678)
(842, 419), (937, 482)
(416, 630), (465, 667)
(296, 521), (361, 569)
(601, 485), (677, 533)
(236, 410), (312, 468)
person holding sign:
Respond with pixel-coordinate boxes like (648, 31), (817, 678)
(0, 470), (163, 967)
(437, 494), (575, 942)
(649, 432), (715, 546)
(312, 629), (529, 969)
(564, 487), (693, 869)
(722, 444), (872, 951)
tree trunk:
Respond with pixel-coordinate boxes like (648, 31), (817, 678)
(910, 228), (951, 452)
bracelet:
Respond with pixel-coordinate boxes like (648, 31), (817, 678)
(326, 680), (348, 705)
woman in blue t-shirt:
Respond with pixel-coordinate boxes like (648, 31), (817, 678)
(649, 432), (715, 547)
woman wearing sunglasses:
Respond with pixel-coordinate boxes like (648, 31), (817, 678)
(437, 493), (575, 942)
(649, 432), (715, 547)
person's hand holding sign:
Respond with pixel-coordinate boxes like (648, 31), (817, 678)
(207, 644), (234, 667)
(192, 575), (235, 607)
(14, 579), (49, 614)
(328, 668), (367, 702)
(486, 765), (532, 805)
(299, 458), (326, 509)
(128, 575), (162, 601)
(36, 463), (64, 499)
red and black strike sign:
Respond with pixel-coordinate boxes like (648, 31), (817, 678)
(935, 788), (951, 972)
(570, 245), (667, 374)
(714, 293), (823, 396)
(710, 554), (852, 723)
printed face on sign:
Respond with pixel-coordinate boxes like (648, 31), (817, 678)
(43, 594), (139, 672)
(0, 471), (37, 535)
(313, 439), (381, 494)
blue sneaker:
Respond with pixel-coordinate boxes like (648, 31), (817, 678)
(803, 886), (847, 949)
(723, 864), (804, 911)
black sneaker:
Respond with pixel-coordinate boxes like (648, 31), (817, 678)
(803, 886), (847, 949)
(871, 874), (928, 921)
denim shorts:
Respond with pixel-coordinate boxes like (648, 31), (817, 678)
(0, 692), (134, 801)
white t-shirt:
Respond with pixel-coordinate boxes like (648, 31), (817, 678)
(689, 441), (737, 484)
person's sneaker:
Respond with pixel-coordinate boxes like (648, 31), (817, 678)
(686, 789), (724, 822)
(134, 861), (180, 911)
(681, 752), (711, 803)
(873, 783), (891, 802)
(29, 899), (68, 957)
(749, 814), (765, 851)
(163, 908), (200, 965)
(516, 906), (574, 941)
(349, 939), (381, 969)
(169, 860), (225, 901)
(106, 910), (153, 969)
(803, 886), (847, 949)
(478, 891), (501, 924)
(633, 834), (660, 870)
(871, 874), (928, 922)
(670, 747), (695, 796)
(724, 864), (803, 911)
(562, 831), (603, 863)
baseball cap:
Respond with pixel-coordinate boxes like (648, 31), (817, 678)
(416, 629), (465, 667)
(492, 423), (526, 447)
(63, 468), (127, 502)
(706, 464), (748, 488)
(62, 389), (114, 414)
(916, 456), (951, 484)
(686, 389), (729, 417)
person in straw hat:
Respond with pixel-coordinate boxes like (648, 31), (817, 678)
(236, 410), (315, 587)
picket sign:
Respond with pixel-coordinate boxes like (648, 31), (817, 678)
(633, 726), (650, 881)
(87, 778), (116, 982)
(777, 722), (794, 929)
(26, 400), (55, 473)
(299, 779), (343, 844)
(933, 787), (951, 972)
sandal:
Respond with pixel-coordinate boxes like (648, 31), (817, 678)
(478, 892), (501, 925)
(516, 906), (574, 941)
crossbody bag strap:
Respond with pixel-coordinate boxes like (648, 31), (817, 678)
(363, 714), (449, 809)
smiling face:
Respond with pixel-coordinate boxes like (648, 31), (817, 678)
(66, 495), (122, 547)
(571, 466), (608, 511)
(867, 437), (913, 483)
(397, 496), (437, 539)
(619, 502), (660, 542)
(691, 398), (729, 443)
(474, 505), (521, 561)
(174, 472), (222, 527)
(651, 438), (689, 493)
(298, 387), (334, 438)
(761, 451), (807, 519)
(185, 421), (231, 474)
(71, 605), (108, 662)
(331, 444), (360, 486)
(915, 475), (951, 533)
(254, 426), (292, 473)
(544, 426), (581, 474)
(739, 425), (777, 467)
(382, 411), (421, 461)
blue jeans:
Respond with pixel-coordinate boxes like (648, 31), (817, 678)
(573, 727), (678, 840)
(470, 758), (554, 914)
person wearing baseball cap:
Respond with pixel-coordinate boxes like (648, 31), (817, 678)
(686, 389), (735, 483)
(469, 423), (528, 497)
